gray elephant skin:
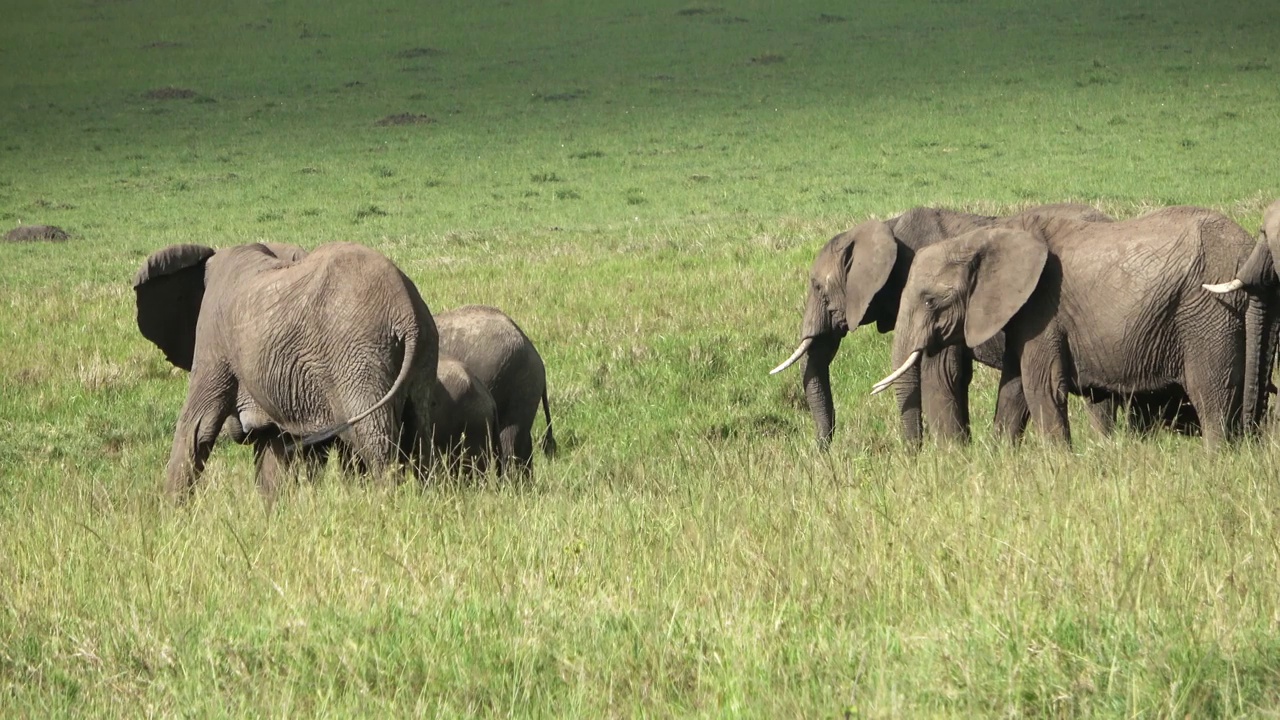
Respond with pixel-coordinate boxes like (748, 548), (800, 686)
(431, 357), (502, 475)
(134, 241), (438, 501)
(1205, 198), (1280, 412)
(772, 203), (1114, 447)
(875, 206), (1269, 447)
(434, 305), (555, 472)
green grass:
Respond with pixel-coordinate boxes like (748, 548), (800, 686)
(4, 0), (1280, 715)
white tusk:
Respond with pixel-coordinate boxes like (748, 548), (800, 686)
(1202, 278), (1244, 294)
(870, 350), (921, 395)
(769, 337), (814, 375)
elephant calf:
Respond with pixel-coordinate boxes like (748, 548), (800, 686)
(134, 241), (438, 502)
(433, 305), (555, 473)
(430, 358), (502, 475)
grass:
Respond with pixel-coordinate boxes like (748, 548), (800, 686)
(3, 0), (1280, 715)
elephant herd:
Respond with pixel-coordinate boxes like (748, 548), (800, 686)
(132, 241), (554, 503)
(136, 198), (1280, 503)
(772, 199), (1280, 451)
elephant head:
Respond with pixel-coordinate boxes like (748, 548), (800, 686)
(872, 228), (1047, 397)
(1203, 199), (1280, 292)
(1201, 199), (1280, 429)
(133, 243), (309, 371)
(770, 220), (902, 445)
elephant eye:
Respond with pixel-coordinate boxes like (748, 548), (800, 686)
(924, 297), (936, 309)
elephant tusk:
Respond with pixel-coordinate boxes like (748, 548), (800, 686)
(1202, 278), (1244, 294)
(870, 350), (921, 395)
(769, 336), (814, 375)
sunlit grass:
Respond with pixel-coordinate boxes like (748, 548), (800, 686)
(3, 0), (1280, 715)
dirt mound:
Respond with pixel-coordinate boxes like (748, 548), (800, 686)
(396, 47), (442, 59)
(5, 225), (69, 243)
(375, 113), (435, 126)
(144, 87), (197, 100)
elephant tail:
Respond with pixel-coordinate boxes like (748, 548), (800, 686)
(296, 323), (421, 449)
(540, 389), (557, 458)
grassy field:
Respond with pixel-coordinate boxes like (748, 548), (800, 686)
(4, 0), (1280, 715)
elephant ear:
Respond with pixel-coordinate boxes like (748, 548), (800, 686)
(830, 220), (897, 330)
(133, 244), (216, 371)
(963, 229), (1048, 348)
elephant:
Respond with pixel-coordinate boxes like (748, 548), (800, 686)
(1203, 197), (1280, 430)
(434, 305), (555, 472)
(770, 203), (1115, 448)
(872, 206), (1268, 447)
(430, 357), (502, 475)
(134, 241), (438, 502)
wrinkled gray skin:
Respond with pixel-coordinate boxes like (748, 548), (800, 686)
(1206, 197), (1280, 428)
(134, 241), (438, 503)
(431, 357), (503, 475)
(880, 207), (1267, 447)
(434, 305), (555, 473)
(774, 203), (1116, 448)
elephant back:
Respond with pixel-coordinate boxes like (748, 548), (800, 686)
(435, 305), (546, 421)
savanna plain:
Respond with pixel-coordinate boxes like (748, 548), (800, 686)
(3, 0), (1280, 716)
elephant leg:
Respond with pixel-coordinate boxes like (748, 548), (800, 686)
(1125, 398), (1160, 435)
(464, 427), (495, 476)
(993, 343), (1029, 442)
(487, 418), (505, 476)
(299, 442), (331, 480)
(500, 424), (534, 474)
(253, 434), (292, 507)
(164, 373), (234, 503)
(920, 346), (971, 443)
(397, 394), (433, 481)
(1183, 367), (1241, 449)
(1084, 395), (1118, 436)
(1020, 348), (1071, 444)
(343, 402), (403, 483)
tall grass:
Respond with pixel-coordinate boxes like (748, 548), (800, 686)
(3, 0), (1280, 715)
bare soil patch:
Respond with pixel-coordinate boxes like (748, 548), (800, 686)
(396, 47), (443, 59)
(144, 87), (197, 100)
(534, 89), (587, 102)
(5, 225), (69, 243)
(375, 113), (436, 127)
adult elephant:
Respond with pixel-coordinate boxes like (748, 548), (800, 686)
(770, 203), (1112, 448)
(873, 206), (1266, 447)
(134, 241), (438, 502)
(434, 305), (555, 473)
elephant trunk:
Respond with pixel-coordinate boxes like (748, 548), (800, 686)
(880, 325), (926, 447)
(801, 335), (839, 447)
(1243, 289), (1275, 434)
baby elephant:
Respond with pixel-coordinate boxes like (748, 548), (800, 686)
(431, 358), (502, 475)
(433, 305), (555, 473)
